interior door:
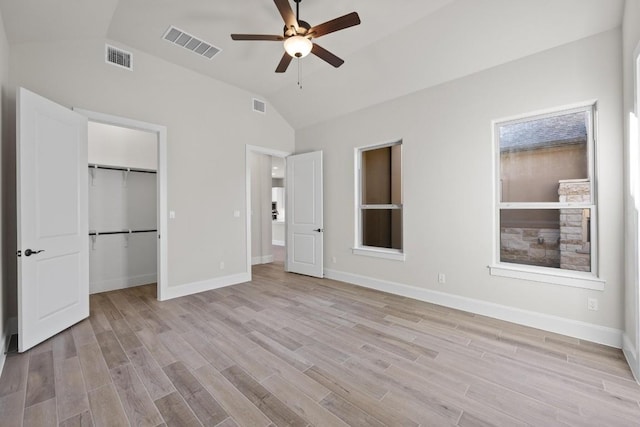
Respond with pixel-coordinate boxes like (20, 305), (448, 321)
(17, 87), (89, 352)
(286, 151), (323, 277)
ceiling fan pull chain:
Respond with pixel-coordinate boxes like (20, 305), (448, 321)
(297, 58), (303, 89)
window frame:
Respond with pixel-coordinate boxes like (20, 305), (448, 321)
(353, 140), (405, 261)
(489, 102), (605, 290)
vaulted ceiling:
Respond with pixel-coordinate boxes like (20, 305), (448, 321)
(0, 0), (625, 128)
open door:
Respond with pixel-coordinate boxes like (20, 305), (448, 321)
(17, 88), (89, 352)
(286, 151), (323, 278)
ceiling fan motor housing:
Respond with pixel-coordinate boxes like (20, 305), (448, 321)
(284, 20), (311, 38)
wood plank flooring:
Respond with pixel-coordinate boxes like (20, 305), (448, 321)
(1, 260), (639, 426)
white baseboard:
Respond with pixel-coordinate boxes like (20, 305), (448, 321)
(0, 326), (7, 377)
(159, 272), (250, 301)
(252, 255), (274, 265)
(0, 317), (18, 378)
(324, 268), (623, 348)
(623, 333), (640, 383)
(90, 273), (158, 294)
(272, 240), (285, 246)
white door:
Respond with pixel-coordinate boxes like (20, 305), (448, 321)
(286, 151), (323, 277)
(17, 88), (89, 352)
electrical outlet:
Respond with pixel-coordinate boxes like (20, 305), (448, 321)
(438, 273), (446, 284)
(331, 256), (337, 264)
(220, 261), (225, 270)
(587, 297), (598, 311)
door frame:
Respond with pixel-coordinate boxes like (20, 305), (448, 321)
(74, 108), (168, 300)
(633, 43), (640, 382)
(245, 144), (291, 280)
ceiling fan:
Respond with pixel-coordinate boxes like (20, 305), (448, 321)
(231, 0), (361, 73)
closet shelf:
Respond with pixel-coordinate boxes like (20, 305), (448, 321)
(89, 229), (156, 236)
(88, 164), (157, 174)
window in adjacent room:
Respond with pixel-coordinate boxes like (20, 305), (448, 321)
(354, 141), (403, 260)
(495, 105), (597, 279)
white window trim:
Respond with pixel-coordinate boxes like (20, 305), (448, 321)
(352, 246), (406, 261)
(353, 140), (405, 260)
(489, 264), (604, 291)
(490, 102), (605, 290)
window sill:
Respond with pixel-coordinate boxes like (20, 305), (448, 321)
(489, 264), (605, 291)
(352, 247), (406, 261)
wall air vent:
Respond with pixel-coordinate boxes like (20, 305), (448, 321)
(163, 26), (221, 60)
(253, 98), (266, 114)
(105, 44), (133, 70)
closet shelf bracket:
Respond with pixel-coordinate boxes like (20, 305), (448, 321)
(89, 165), (98, 186)
(122, 168), (130, 187)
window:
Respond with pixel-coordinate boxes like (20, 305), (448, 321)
(492, 105), (602, 288)
(354, 141), (404, 260)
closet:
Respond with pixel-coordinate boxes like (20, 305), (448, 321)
(87, 121), (158, 294)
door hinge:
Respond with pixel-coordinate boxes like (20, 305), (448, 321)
(16, 250), (21, 257)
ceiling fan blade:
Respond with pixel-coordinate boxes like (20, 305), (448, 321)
(275, 52), (293, 73)
(308, 12), (360, 39)
(231, 34), (284, 41)
(274, 0), (298, 31)
(311, 43), (344, 68)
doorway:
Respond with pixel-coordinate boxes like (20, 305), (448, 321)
(87, 122), (157, 295)
(246, 145), (291, 277)
(75, 109), (168, 300)
(271, 156), (286, 263)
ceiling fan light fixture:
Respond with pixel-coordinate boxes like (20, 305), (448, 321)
(284, 35), (312, 58)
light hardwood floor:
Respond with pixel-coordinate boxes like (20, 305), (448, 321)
(1, 261), (639, 426)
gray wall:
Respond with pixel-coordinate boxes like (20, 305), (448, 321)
(296, 29), (624, 341)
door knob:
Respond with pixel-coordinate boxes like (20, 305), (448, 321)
(24, 249), (44, 257)
(314, 228), (324, 232)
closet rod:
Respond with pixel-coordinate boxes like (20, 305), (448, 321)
(88, 164), (157, 174)
(89, 229), (157, 236)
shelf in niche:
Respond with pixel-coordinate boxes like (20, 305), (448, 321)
(89, 229), (156, 236)
(88, 163), (156, 174)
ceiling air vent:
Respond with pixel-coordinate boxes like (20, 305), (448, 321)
(163, 26), (221, 60)
(105, 44), (132, 70)
(253, 98), (266, 114)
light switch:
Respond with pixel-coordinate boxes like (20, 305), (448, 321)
(233, 210), (240, 218)
(169, 210), (176, 219)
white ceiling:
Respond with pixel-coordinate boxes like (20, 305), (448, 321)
(0, 0), (624, 129)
